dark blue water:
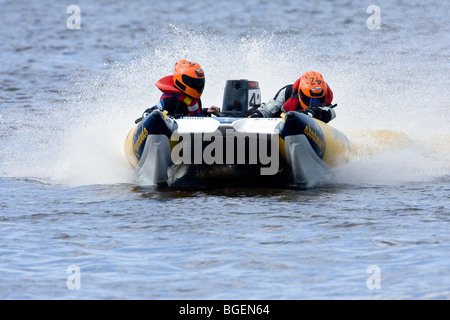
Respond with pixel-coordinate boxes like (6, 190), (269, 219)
(1, 0), (449, 299)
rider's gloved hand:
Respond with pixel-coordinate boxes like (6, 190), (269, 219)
(135, 107), (157, 123)
(300, 107), (318, 118)
(300, 106), (336, 123)
(247, 110), (264, 118)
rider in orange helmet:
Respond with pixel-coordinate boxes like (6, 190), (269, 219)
(136, 59), (219, 122)
(247, 71), (336, 123)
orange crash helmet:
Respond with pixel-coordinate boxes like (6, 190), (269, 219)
(173, 59), (205, 99)
(298, 71), (327, 109)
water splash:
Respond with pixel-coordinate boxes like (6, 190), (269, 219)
(1, 27), (448, 186)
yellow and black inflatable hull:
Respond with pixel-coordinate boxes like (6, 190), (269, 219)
(124, 110), (352, 187)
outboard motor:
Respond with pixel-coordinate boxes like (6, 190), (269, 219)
(220, 79), (261, 117)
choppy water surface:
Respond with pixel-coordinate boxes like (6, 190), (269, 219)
(0, 0), (449, 299)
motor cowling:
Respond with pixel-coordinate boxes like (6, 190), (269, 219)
(220, 80), (261, 117)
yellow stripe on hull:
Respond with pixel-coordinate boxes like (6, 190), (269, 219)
(124, 123), (139, 168)
(279, 112), (352, 168)
(314, 119), (352, 167)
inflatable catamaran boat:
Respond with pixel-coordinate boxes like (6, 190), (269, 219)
(124, 80), (352, 187)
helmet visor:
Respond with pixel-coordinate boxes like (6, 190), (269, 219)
(182, 74), (205, 94)
(299, 90), (326, 108)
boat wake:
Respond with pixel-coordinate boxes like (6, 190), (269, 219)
(333, 129), (450, 185)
